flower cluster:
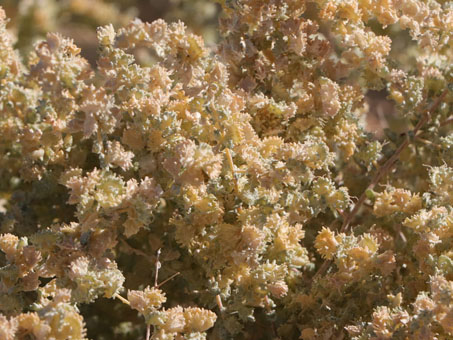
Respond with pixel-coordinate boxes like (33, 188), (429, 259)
(128, 286), (217, 340)
(0, 0), (452, 339)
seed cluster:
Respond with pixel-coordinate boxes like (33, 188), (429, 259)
(0, 1), (452, 339)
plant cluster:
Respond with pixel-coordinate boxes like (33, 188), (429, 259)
(0, 0), (452, 339)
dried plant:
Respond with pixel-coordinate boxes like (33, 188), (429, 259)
(0, 0), (452, 339)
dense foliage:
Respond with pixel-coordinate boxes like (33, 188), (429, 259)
(0, 0), (452, 339)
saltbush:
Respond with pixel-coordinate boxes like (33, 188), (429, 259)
(0, 0), (452, 339)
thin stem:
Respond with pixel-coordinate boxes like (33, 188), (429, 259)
(156, 271), (180, 288)
(313, 259), (332, 280)
(440, 116), (453, 127)
(146, 325), (151, 340)
(415, 137), (442, 149)
(225, 148), (239, 194)
(216, 294), (225, 312)
(119, 238), (154, 264)
(340, 87), (448, 233)
(314, 88), (449, 281)
(114, 293), (130, 306)
(154, 248), (161, 287)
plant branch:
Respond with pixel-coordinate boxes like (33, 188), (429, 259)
(313, 88), (449, 281)
(340, 87), (449, 233)
(156, 271), (180, 288)
(114, 293), (130, 306)
(440, 116), (453, 127)
(119, 237), (155, 264)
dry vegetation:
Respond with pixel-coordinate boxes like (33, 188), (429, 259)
(0, 0), (452, 339)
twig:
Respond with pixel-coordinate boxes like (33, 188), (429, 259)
(119, 238), (154, 264)
(146, 325), (151, 340)
(415, 137), (442, 149)
(216, 294), (225, 312)
(340, 87), (448, 233)
(339, 138), (406, 233)
(264, 296), (281, 340)
(156, 271), (180, 288)
(313, 88), (449, 281)
(440, 116), (453, 127)
(154, 248), (161, 287)
(225, 148), (240, 194)
(114, 293), (130, 306)
(313, 260), (332, 280)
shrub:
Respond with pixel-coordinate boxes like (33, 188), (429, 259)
(0, 1), (452, 339)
